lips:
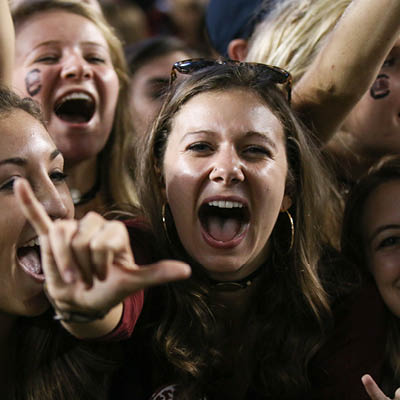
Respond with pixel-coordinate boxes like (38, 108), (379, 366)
(54, 91), (95, 124)
(17, 237), (44, 283)
(199, 198), (250, 248)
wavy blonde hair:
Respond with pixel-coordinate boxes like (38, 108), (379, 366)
(246, 0), (351, 84)
(12, 0), (138, 210)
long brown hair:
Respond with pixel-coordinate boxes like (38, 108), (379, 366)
(0, 86), (121, 400)
(12, 0), (138, 211)
(135, 64), (336, 398)
(341, 154), (400, 391)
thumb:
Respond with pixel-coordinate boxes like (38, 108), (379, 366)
(120, 260), (191, 293)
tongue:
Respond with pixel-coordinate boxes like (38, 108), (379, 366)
(207, 216), (241, 242)
(18, 247), (42, 275)
(57, 113), (87, 123)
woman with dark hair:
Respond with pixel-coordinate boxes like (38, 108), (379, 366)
(125, 35), (197, 139)
(18, 61), (379, 399)
(341, 155), (400, 399)
(0, 84), (187, 399)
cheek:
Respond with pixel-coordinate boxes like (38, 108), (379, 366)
(101, 69), (120, 108)
(24, 68), (43, 97)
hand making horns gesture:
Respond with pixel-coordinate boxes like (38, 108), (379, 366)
(363, 375), (400, 400)
(14, 178), (191, 337)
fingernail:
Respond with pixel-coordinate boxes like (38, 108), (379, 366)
(63, 269), (76, 283)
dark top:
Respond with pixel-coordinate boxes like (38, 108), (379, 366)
(111, 221), (387, 399)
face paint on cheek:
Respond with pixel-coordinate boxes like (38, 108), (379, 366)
(370, 73), (391, 100)
(25, 69), (42, 97)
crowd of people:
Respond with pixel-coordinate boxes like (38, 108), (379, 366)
(1, 0), (400, 399)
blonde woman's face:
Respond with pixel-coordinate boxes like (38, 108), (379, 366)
(12, 10), (119, 164)
(344, 38), (400, 156)
(163, 89), (290, 282)
(363, 179), (400, 317)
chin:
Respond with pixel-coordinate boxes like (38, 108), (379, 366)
(21, 291), (50, 317)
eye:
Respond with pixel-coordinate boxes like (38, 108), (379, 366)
(35, 55), (59, 64)
(187, 142), (214, 154)
(50, 171), (68, 183)
(383, 57), (396, 68)
(378, 236), (400, 248)
(0, 176), (20, 192)
(86, 55), (106, 64)
(243, 145), (272, 159)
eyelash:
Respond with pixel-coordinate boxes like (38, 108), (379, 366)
(187, 142), (213, 153)
(0, 171), (67, 192)
(378, 236), (400, 248)
(36, 55), (59, 63)
(50, 171), (68, 183)
(0, 177), (20, 192)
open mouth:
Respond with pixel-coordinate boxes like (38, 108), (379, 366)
(199, 200), (250, 244)
(17, 237), (44, 282)
(54, 92), (95, 123)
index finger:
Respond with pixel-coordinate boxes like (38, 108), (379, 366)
(14, 178), (53, 235)
(362, 374), (390, 400)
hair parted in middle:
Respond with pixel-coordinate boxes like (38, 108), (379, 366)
(135, 63), (339, 399)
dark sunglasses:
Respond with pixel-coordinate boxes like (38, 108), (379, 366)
(170, 58), (292, 104)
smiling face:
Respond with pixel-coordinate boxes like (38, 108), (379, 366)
(362, 179), (400, 317)
(162, 89), (290, 281)
(0, 109), (73, 317)
(129, 50), (190, 138)
(344, 38), (400, 156)
(12, 10), (120, 164)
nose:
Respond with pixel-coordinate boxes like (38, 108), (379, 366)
(60, 53), (93, 81)
(209, 148), (245, 185)
(35, 181), (70, 221)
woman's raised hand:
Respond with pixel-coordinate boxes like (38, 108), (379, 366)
(14, 179), (191, 335)
(362, 374), (400, 400)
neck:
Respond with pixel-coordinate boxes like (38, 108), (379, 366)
(209, 266), (264, 327)
(0, 313), (16, 391)
(65, 157), (103, 217)
(65, 157), (98, 193)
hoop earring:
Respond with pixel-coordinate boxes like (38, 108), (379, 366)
(161, 203), (173, 246)
(284, 210), (295, 252)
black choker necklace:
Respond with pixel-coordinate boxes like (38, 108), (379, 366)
(70, 175), (101, 207)
(208, 266), (265, 292)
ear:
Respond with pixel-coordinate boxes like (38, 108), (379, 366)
(227, 39), (249, 61)
(280, 194), (292, 212)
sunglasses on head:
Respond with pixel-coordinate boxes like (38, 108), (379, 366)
(170, 58), (292, 104)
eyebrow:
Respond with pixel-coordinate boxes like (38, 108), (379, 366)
(369, 224), (400, 242)
(0, 149), (61, 166)
(180, 130), (278, 149)
(32, 40), (107, 50)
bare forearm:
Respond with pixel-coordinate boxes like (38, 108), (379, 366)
(0, 0), (14, 87)
(294, 0), (400, 143)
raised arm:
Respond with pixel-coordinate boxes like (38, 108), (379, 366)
(293, 0), (400, 143)
(15, 178), (191, 339)
(0, 0), (14, 87)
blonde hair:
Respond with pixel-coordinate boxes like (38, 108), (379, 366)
(13, 0), (138, 210)
(247, 0), (351, 84)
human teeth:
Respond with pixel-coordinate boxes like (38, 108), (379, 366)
(208, 201), (244, 208)
(58, 92), (92, 105)
(20, 237), (40, 248)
